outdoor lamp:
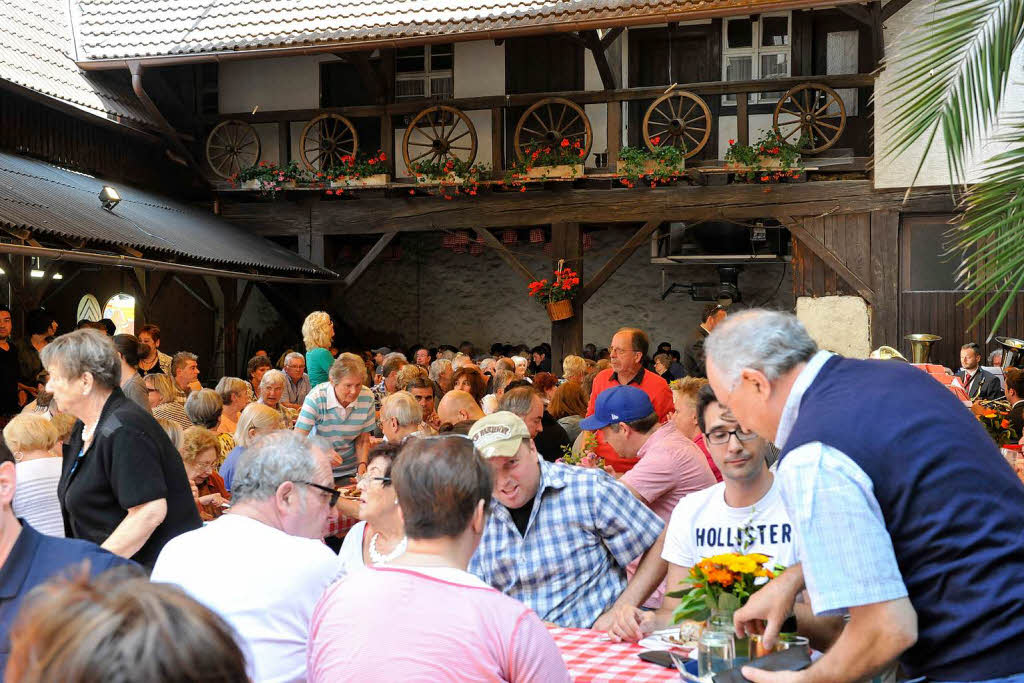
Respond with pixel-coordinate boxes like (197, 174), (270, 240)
(99, 186), (121, 211)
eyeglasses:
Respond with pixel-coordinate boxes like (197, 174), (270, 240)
(297, 481), (340, 507)
(705, 427), (759, 445)
(355, 472), (391, 487)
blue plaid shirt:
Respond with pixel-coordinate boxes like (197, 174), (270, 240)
(468, 458), (664, 628)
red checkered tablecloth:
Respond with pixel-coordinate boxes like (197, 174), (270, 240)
(549, 627), (678, 682)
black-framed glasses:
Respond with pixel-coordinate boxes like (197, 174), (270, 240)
(705, 427), (759, 445)
(355, 472), (392, 487)
(297, 481), (340, 507)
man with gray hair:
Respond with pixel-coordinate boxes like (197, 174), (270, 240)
(379, 391), (424, 443)
(170, 351), (200, 403)
(500, 384), (570, 462)
(152, 431), (341, 683)
(281, 351), (311, 410)
(429, 358), (454, 394)
(704, 310), (1024, 683)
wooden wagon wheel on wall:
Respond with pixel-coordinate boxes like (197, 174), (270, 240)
(205, 120), (261, 179)
(642, 90), (712, 159)
(401, 105), (478, 171)
(299, 113), (359, 171)
(772, 83), (847, 154)
(513, 97), (592, 161)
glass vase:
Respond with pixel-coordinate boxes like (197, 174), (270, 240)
(706, 609), (750, 662)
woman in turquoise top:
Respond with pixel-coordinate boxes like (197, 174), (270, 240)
(302, 311), (335, 387)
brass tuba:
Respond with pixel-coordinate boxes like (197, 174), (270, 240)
(904, 334), (941, 364)
(994, 337), (1024, 369)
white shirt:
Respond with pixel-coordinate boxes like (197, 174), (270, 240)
(151, 514), (342, 683)
(337, 520), (367, 577)
(662, 476), (796, 570)
(13, 457), (64, 537)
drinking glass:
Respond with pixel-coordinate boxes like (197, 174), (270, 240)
(751, 633), (810, 658)
(697, 629), (735, 678)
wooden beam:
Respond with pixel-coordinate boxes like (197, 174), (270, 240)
(550, 223), (583, 375)
(581, 30), (618, 90)
(581, 221), (661, 304)
(222, 182), (951, 236)
(344, 231), (397, 288)
(881, 0), (913, 22)
(115, 244), (144, 259)
(869, 209), (900, 346)
(781, 216), (875, 303)
(491, 107), (504, 178)
(278, 121), (291, 165)
(837, 3), (873, 26)
(600, 27), (625, 50)
(606, 100), (621, 169)
(473, 228), (536, 284)
(736, 95), (749, 147)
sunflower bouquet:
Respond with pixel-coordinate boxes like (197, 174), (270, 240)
(668, 552), (779, 624)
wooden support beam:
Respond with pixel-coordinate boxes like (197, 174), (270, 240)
(278, 121), (291, 165)
(381, 113), (395, 177)
(581, 30), (618, 90)
(581, 221), (661, 304)
(116, 244), (144, 259)
(473, 228), (536, 284)
(881, 0), (913, 22)
(606, 100), (621, 169)
(736, 95), (749, 147)
(781, 216), (875, 302)
(600, 27), (624, 50)
(344, 232), (397, 288)
(869, 209), (900, 346)
(550, 223), (583, 376)
(491, 107), (504, 178)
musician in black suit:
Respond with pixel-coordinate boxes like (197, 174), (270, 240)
(956, 342), (1003, 400)
(682, 304), (728, 378)
(1005, 369), (1024, 438)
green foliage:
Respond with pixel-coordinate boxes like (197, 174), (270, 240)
(724, 130), (805, 182)
(504, 140), (586, 187)
(617, 142), (686, 187)
(229, 160), (309, 196)
(408, 157), (489, 199)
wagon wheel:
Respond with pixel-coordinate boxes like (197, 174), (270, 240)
(402, 105), (478, 172)
(772, 83), (846, 155)
(205, 120), (261, 179)
(513, 97), (592, 161)
(299, 114), (359, 171)
(642, 90), (712, 159)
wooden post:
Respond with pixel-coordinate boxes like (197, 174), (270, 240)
(736, 95), (749, 147)
(491, 107), (503, 179)
(380, 113), (395, 177)
(870, 209), (900, 347)
(549, 222), (582, 376)
(278, 122), (291, 165)
(606, 101), (621, 170)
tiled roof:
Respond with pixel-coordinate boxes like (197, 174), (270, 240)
(72, 0), (813, 61)
(0, 0), (156, 128)
(0, 151), (333, 276)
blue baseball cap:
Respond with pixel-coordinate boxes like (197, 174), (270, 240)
(579, 385), (655, 431)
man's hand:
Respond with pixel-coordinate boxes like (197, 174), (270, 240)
(592, 605), (655, 642)
(734, 564), (804, 650)
(740, 668), (807, 683)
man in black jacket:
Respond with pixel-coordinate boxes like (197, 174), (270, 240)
(955, 342), (1003, 400)
(682, 304), (728, 379)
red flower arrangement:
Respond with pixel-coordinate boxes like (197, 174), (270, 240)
(527, 266), (581, 304)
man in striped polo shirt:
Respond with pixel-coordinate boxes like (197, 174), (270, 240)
(295, 353), (375, 479)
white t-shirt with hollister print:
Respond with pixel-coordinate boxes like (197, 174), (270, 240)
(662, 475), (797, 570)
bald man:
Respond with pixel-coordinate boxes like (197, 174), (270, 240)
(437, 390), (485, 426)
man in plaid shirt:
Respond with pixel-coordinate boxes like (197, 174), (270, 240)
(468, 412), (665, 628)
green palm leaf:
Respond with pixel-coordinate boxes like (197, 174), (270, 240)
(882, 0), (1024, 184)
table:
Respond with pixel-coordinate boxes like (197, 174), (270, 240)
(549, 627), (679, 682)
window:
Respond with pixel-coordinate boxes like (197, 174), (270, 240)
(826, 30), (859, 116)
(722, 14), (791, 105)
(103, 294), (136, 334)
(902, 217), (967, 291)
(76, 294), (101, 323)
(395, 44), (454, 100)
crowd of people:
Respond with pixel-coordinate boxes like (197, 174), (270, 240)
(0, 302), (1019, 683)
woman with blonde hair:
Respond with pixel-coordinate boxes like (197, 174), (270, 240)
(146, 373), (192, 430)
(217, 403), (286, 491)
(180, 427), (230, 521)
(561, 355), (587, 384)
(548, 381), (589, 445)
(214, 377), (249, 437)
(669, 376), (721, 481)
(302, 311), (335, 387)
(3, 414), (64, 536)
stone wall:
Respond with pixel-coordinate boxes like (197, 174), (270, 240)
(328, 227), (794, 352)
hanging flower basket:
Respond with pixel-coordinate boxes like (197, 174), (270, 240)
(546, 299), (574, 321)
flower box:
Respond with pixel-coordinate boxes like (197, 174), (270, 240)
(724, 155), (798, 172)
(241, 179), (297, 190)
(330, 174), (389, 188)
(524, 164), (583, 180)
(414, 174), (465, 185)
(616, 159), (684, 175)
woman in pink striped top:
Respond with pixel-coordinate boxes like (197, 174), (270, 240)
(307, 435), (569, 683)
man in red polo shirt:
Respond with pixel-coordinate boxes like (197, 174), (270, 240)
(585, 328), (674, 472)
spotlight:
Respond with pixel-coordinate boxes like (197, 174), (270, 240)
(98, 186), (121, 211)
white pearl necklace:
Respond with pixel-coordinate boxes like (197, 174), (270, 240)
(369, 532), (407, 564)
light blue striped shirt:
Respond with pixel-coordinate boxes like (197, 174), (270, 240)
(295, 383), (375, 474)
(775, 351), (909, 616)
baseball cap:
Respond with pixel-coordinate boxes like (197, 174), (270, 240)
(371, 346), (392, 355)
(579, 385), (654, 431)
(469, 411), (532, 459)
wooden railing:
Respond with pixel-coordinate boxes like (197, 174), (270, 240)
(204, 73), (874, 180)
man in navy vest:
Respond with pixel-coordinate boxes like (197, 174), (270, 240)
(704, 310), (1024, 683)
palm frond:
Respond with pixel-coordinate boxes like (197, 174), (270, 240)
(945, 120), (1024, 338)
(881, 0), (1024, 185)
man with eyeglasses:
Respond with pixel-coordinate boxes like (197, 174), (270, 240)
(152, 431), (342, 683)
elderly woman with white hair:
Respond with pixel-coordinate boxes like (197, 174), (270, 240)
(214, 376), (249, 437)
(258, 369), (293, 428)
(428, 358), (453, 394)
(294, 353), (375, 479)
(4, 413), (64, 536)
(218, 403), (287, 492)
(379, 391), (424, 444)
(41, 329), (201, 569)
